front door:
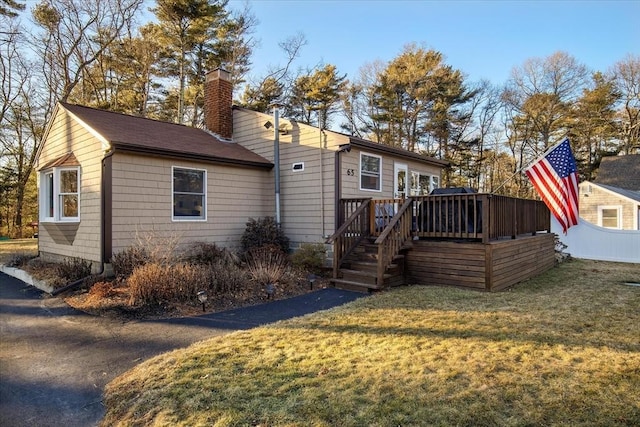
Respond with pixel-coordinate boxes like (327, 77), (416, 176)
(394, 163), (408, 199)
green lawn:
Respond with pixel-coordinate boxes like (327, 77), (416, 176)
(102, 259), (640, 426)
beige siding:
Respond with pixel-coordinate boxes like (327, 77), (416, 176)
(110, 152), (272, 255)
(36, 107), (103, 267)
(234, 108), (446, 247)
(234, 109), (347, 246)
(579, 183), (639, 230)
(340, 149), (442, 199)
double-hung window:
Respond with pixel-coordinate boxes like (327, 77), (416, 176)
(40, 167), (80, 222)
(172, 167), (206, 221)
(360, 152), (381, 191)
(598, 205), (621, 229)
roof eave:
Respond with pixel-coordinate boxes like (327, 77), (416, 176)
(110, 142), (274, 170)
(348, 137), (449, 167)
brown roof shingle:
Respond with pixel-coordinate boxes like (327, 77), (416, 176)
(61, 102), (272, 169)
(595, 155), (640, 191)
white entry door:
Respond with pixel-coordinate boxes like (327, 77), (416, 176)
(394, 163), (408, 199)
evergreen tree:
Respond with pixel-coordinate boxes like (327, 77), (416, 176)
(287, 64), (347, 129)
(570, 72), (620, 180)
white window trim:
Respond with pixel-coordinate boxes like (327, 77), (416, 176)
(172, 166), (207, 222)
(598, 205), (622, 229)
(359, 152), (382, 192)
(431, 175), (440, 192)
(410, 171), (420, 196)
(40, 166), (81, 223)
(412, 172), (440, 195)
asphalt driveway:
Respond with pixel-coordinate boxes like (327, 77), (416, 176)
(0, 272), (364, 427)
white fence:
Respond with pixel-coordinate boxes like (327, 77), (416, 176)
(551, 217), (640, 263)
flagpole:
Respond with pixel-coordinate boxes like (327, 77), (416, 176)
(492, 137), (568, 193)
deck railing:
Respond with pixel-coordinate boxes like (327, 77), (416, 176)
(327, 199), (372, 279)
(329, 194), (550, 285)
(412, 193), (550, 243)
(374, 198), (413, 286)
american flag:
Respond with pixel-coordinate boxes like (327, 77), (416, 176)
(525, 138), (579, 234)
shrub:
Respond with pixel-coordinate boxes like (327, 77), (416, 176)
(291, 243), (327, 274)
(241, 217), (289, 256)
(127, 258), (250, 307)
(182, 242), (238, 265)
(7, 253), (36, 268)
(203, 259), (248, 294)
(128, 262), (209, 306)
(246, 245), (288, 286)
(55, 257), (92, 282)
(111, 246), (150, 279)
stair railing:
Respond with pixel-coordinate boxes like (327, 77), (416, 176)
(326, 200), (371, 279)
(373, 198), (413, 287)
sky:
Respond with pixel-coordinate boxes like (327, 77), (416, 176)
(232, 0), (639, 86)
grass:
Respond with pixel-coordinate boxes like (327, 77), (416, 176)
(0, 239), (38, 265)
(101, 259), (638, 426)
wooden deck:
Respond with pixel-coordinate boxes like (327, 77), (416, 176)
(328, 194), (555, 292)
(405, 234), (556, 292)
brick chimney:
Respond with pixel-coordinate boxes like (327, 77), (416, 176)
(204, 68), (233, 139)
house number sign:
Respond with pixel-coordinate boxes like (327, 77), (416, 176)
(346, 168), (355, 176)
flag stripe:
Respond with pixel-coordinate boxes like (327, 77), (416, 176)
(525, 139), (579, 234)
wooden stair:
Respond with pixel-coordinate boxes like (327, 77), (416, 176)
(331, 238), (408, 292)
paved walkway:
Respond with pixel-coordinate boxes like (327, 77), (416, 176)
(0, 272), (364, 427)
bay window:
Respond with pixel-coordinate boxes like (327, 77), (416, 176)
(40, 167), (80, 222)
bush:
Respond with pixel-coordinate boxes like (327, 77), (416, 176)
(128, 262), (209, 306)
(202, 259), (248, 294)
(246, 245), (288, 286)
(241, 217), (289, 257)
(127, 259), (248, 306)
(291, 243), (327, 274)
(55, 257), (92, 282)
(7, 253), (36, 268)
(182, 242), (238, 265)
(111, 246), (150, 279)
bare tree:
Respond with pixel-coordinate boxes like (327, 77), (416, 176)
(0, 18), (40, 236)
(31, 0), (143, 106)
(503, 51), (589, 150)
(239, 32), (307, 111)
(609, 54), (640, 154)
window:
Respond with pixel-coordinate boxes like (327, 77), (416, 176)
(173, 167), (206, 220)
(360, 153), (381, 191)
(411, 173), (440, 195)
(431, 176), (440, 191)
(410, 171), (420, 196)
(40, 167), (80, 222)
(598, 206), (621, 229)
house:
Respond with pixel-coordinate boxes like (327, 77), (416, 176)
(577, 155), (640, 230)
(579, 182), (640, 230)
(35, 68), (447, 273)
(594, 154), (640, 191)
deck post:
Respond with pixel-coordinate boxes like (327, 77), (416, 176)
(482, 195), (490, 243)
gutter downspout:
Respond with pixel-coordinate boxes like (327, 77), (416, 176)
(273, 106), (281, 226)
(51, 149), (114, 296)
(333, 144), (351, 230)
(319, 128), (325, 237)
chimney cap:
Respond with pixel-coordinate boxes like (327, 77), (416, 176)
(206, 68), (230, 82)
